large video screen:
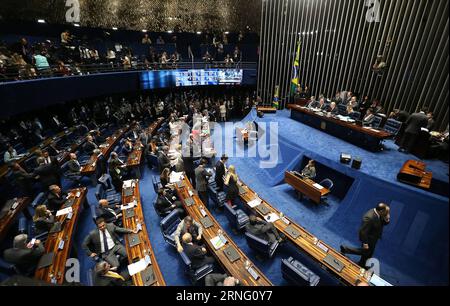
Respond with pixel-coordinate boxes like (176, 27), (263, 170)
(140, 69), (243, 90)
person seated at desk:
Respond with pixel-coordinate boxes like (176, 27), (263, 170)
(205, 273), (240, 286)
(155, 188), (184, 217)
(10, 162), (36, 197)
(33, 157), (61, 190)
(3, 234), (45, 274)
(430, 126), (449, 161)
(96, 199), (122, 225)
(93, 261), (132, 286)
(245, 214), (284, 244)
(91, 130), (106, 144)
(175, 216), (204, 253)
(362, 108), (375, 126)
(3, 144), (19, 164)
(82, 217), (137, 268)
(327, 102), (339, 116)
(84, 135), (98, 155)
(33, 205), (55, 235)
(160, 167), (171, 188)
(389, 109), (409, 122)
(301, 160), (316, 180)
(224, 165), (239, 206)
(306, 96), (317, 108)
(109, 152), (127, 191)
(123, 138), (134, 155)
(308, 97), (327, 111)
(182, 233), (215, 269)
(158, 146), (171, 174)
(47, 184), (67, 214)
(67, 153), (82, 175)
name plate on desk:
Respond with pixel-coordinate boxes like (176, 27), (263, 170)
(323, 254), (345, 272)
(184, 197), (195, 207)
(223, 245), (241, 263)
(123, 188), (134, 197)
(255, 204), (270, 215)
(200, 216), (214, 229)
(124, 208), (135, 218)
(285, 225), (301, 239)
(141, 265), (157, 286)
(128, 233), (141, 248)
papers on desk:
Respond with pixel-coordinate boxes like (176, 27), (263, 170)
(99, 144), (108, 148)
(264, 213), (280, 223)
(210, 235), (227, 250)
(313, 183), (324, 190)
(169, 171), (184, 183)
(248, 198), (262, 208)
(56, 206), (73, 217)
(123, 180), (134, 188)
(369, 273), (393, 286)
(127, 255), (152, 276)
(121, 201), (137, 211)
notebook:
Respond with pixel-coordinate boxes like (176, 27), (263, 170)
(323, 254), (345, 272)
(223, 245), (240, 263)
(128, 233), (141, 248)
(285, 225), (301, 239)
(200, 216), (214, 229)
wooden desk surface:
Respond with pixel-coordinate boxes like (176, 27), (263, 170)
(257, 106), (277, 113)
(397, 160), (432, 189)
(126, 147), (143, 168)
(121, 180), (166, 286)
(0, 128), (76, 178)
(285, 171), (330, 204)
(81, 126), (129, 175)
(238, 181), (371, 286)
(35, 187), (87, 284)
(0, 197), (31, 242)
(287, 104), (392, 139)
(175, 176), (272, 286)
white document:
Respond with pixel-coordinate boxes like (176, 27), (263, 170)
(248, 198), (262, 208)
(121, 202), (137, 210)
(369, 273), (393, 286)
(122, 180), (133, 188)
(210, 236), (227, 250)
(127, 257), (150, 276)
(264, 213), (280, 223)
(169, 171), (184, 183)
(56, 206), (73, 216)
(313, 183), (324, 190)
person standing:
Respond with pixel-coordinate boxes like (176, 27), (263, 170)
(224, 165), (239, 206)
(340, 203), (390, 268)
(398, 107), (429, 153)
(195, 158), (212, 208)
(214, 154), (228, 191)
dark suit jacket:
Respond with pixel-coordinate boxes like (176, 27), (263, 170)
(183, 242), (208, 269)
(47, 192), (67, 213)
(84, 141), (98, 155)
(95, 207), (119, 223)
(328, 106), (339, 115)
(82, 223), (133, 256)
(34, 215), (55, 235)
(358, 209), (389, 244)
(33, 163), (60, 188)
(67, 159), (81, 174)
(155, 195), (173, 214)
(3, 244), (45, 272)
(195, 166), (211, 192)
(158, 152), (171, 172)
(93, 270), (131, 286)
(214, 160), (225, 185)
(405, 112), (428, 135)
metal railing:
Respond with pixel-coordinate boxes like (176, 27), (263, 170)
(0, 61), (257, 83)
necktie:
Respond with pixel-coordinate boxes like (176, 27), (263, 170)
(105, 271), (125, 281)
(102, 230), (110, 253)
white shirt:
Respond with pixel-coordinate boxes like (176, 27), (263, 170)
(99, 229), (115, 253)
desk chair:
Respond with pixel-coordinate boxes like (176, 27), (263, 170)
(61, 161), (83, 186)
(350, 111), (361, 121)
(160, 210), (181, 247)
(319, 178), (333, 205)
(224, 203), (249, 231)
(371, 116), (383, 129)
(383, 119), (402, 137)
(281, 257), (320, 286)
(95, 184), (121, 206)
(244, 232), (279, 258)
(179, 251), (214, 286)
(152, 175), (163, 193)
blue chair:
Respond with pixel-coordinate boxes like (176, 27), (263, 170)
(160, 210), (181, 247)
(337, 104), (348, 116)
(349, 111), (361, 120)
(98, 174), (116, 197)
(319, 178), (334, 190)
(95, 184), (121, 206)
(31, 192), (47, 208)
(152, 175), (163, 193)
(244, 232), (279, 258)
(383, 119), (403, 137)
(178, 251), (214, 286)
(223, 203), (249, 231)
(61, 161), (83, 185)
(281, 257), (320, 286)
(371, 115), (383, 129)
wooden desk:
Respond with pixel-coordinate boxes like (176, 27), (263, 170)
(121, 180), (166, 286)
(81, 126), (129, 182)
(175, 176), (272, 286)
(0, 197), (31, 242)
(288, 104), (392, 152)
(35, 187), (87, 284)
(397, 160), (432, 189)
(285, 171), (330, 204)
(257, 106), (277, 113)
(238, 181), (371, 286)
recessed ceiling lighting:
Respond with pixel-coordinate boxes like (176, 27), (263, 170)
(224, 31), (229, 34)
(112, 27), (118, 30)
(142, 29), (147, 32)
(37, 19), (46, 23)
(167, 30), (173, 33)
(74, 23), (80, 27)
(196, 31), (202, 35)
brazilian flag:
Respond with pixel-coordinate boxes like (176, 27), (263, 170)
(273, 85), (279, 109)
(291, 40), (301, 94)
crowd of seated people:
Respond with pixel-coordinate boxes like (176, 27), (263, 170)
(0, 29), (253, 81)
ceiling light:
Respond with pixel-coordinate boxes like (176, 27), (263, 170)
(142, 29), (147, 32)
(112, 27), (118, 30)
(74, 23), (80, 27)
(37, 19), (46, 23)
(196, 31), (202, 35)
(167, 30), (173, 33)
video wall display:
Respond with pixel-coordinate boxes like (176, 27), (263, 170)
(140, 69), (244, 90)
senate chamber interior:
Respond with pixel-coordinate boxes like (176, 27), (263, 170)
(0, 0), (448, 291)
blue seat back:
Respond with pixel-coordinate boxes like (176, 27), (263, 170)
(281, 257), (320, 286)
(350, 111), (361, 120)
(31, 192), (46, 208)
(371, 115), (383, 129)
(337, 104), (347, 115)
(383, 119), (402, 136)
(319, 178), (334, 190)
(245, 231), (270, 254)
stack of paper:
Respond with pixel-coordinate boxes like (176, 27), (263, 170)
(313, 183), (324, 190)
(169, 171), (184, 183)
(123, 180), (133, 188)
(121, 202), (137, 210)
(127, 255), (152, 276)
(210, 236), (227, 250)
(56, 206), (73, 217)
(264, 213), (280, 223)
(248, 198), (262, 208)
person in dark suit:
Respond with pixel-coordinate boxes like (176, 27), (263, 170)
(399, 107), (429, 153)
(195, 158), (212, 208)
(214, 154), (228, 191)
(46, 184), (67, 214)
(109, 152), (127, 192)
(340, 203), (390, 267)
(327, 102), (339, 116)
(182, 145), (197, 188)
(175, 216), (204, 253)
(155, 188), (184, 217)
(426, 112), (435, 131)
(3, 234), (45, 274)
(245, 214), (283, 244)
(33, 205), (55, 235)
(95, 199), (122, 225)
(84, 135), (98, 155)
(205, 273), (240, 286)
(10, 162), (35, 197)
(158, 146), (171, 173)
(82, 217), (137, 268)
(182, 233), (215, 269)
(389, 109), (409, 122)
(362, 108), (375, 126)
(93, 261), (132, 286)
(66, 153), (81, 175)
(33, 157), (60, 190)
